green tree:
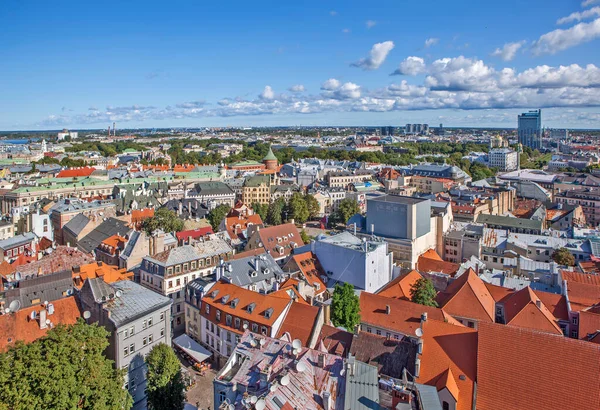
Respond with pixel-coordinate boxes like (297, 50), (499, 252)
(207, 204), (232, 231)
(146, 344), (185, 410)
(331, 282), (361, 330)
(287, 193), (310, 224)
(300, 229), (311, 244)
(266, 198), (285, 225)
(552, 247), (575, 266)
(334, 198), (361, 224)
(142, 208), (184, 235)
(251, 202), (268, 221)
(304, 194), (320, 219)
(410, 278), (438, 307)
(0, 320), (132, 410)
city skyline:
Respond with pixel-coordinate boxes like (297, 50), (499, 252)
(2, 0), (600, 130)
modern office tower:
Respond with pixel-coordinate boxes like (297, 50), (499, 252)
(518, 109), (542, 150)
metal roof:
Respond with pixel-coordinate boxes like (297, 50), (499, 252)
(344, 358), (380, 410)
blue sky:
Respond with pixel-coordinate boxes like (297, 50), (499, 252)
(1, 0), (600, 130)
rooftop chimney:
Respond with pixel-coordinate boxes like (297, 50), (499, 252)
(386, 305), (391, 315)
(318, 353), (325, 369)
(421, 312), (428, 323)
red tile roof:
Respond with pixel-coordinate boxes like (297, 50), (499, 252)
(252, 223), (304, 260)
(290, 252), (327, 296)
(376, 270), (422, 300)
(225, 214), (263, 241)
(131, 208), (154, 223)
(476, 321), (600, 410)
(360, 292), (459, 337)
(0, 297), (83, 351)
(417, 249), (460, 277)
(579, 309), (600, 343)
(417, 319), (478, 410)
(176, 227), (214, 243)
(502, 287), (563, 335)
(562, 271), (600, 310)
(436, 269), (495, 322)
(276, 302), (320, 347)
(56, 167), (96, 178)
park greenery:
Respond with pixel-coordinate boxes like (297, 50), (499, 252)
(331, 282), (361, 330)
(0, 321), (132, 410)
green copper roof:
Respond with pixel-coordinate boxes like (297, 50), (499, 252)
(263, 145), (277, 161)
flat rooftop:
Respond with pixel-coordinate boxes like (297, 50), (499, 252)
(367, 194), (428, 205)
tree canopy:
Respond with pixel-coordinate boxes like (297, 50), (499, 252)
(266, 198), (286, 226)
(410, 277), (438, 307)
(304, 194), (320, 219)
(286, 193), (310, 224)
(552, 247), (575, 266)
(251, 202), (268, 222)
(146, 344), (185, 410)
(333, 198), (361, 225)
(207, 204), (232, 231)
(142, 208), (184, 235)
(0, 320), (132, 410)
(331, 282), (361, 330)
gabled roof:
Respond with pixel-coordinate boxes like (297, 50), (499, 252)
(436, 268), (495, 322)
(417, 319), (477, 410)
(317, 324), (353, 357)
(276, 302), (320, 347)
(224, 214), (263, 241)
(435, 367), (459, 402)
(476, 321), (600, 410)
(290, 251), (327, 296)
(176, 226), (214, 242)
(376, 270), (422, 300)
(56, 167), (96, 178)
(253, 223), (304, 260)
(578, 309), (600, 343)
(502, 287), (562, 335)
(417, 249), (460, 276)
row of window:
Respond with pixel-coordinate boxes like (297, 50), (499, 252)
(123, 312), (165, 339)
(123, 329), (165, 357)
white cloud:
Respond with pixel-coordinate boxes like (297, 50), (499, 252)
(425, 56), (497, 91)
(391, 56), (427, 76)
(330, 10), (337, 16)
(259, 85), (275, 100)
(342, 28), (351, 34)
(321, 78), (341, 90)
(491, 41), (525, 61)
(424, 38), (439, 48)
(366, 20), (377, 29)
(557, 6), (600, 24)
(511, 63), (600, 88)
(288, 84), (306, 93)
(582, 0), (600, 7)
(532, 18), (600, 55)
(351, 41), (395, 70)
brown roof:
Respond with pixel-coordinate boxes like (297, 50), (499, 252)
(254, 223), (304, 260)
(376, 270), (422, 300)
(360, 292), (456, 337)
(435, 367), (459, 402)
(562, 273), (600, 311)
(225, 214), (263, 241)
(417, 319), (477, 410)
(349, 331), (417, 379)
(276, 302), (320, 347)
(476, 321), (600, 410)
(290, 252), (326, 296)
(231, 248), (266, 260)
(502, 287), (562, 335)
(562, 270), (600, 286)
(0, 296), (83, 351)
(579, 309), (600, 343)
(15, 246), (94, 276)
(417, 249), (460, 277)
(436, 269), (495, 322)
(317, 324), (353, 357)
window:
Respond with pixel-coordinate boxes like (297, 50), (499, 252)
(175, 265), (181, 273)
(124, 328), (129, 338)
(143, 320), (147, 329)
(143, 337), (147, 346)
(226, 332), (231, 342)
(160, 328), (165, 337)
(205, 305), (210, 314)
(129, 344), (135, 354)
(261, 326), (267, 335)
(168, 280), (173, 288)
(376, 329), (381, 336)
(367, 327), (372, 333)
(148, 334), (153, 344)
(216, 310), (221, 321)
(442, 401), (450, 410)
(571, 330), (578, 338)
(226, 315), (232, 326)
(468, 321), (475, 328)
(176, 278), (181, 286)
(176, 304), (181, 313)
(124, 346), (129, 357)
(234, 318), (240, 329)
(572, 316), (578, 325)
(252, 323), (258, 332)
(129, 326), (134, 336)
(191, 261), (196, 270)
(160, 312), (164, 321)
(148, 318), (153, 327)
(219, 391), (226, 404)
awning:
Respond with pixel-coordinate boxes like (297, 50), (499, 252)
(173, 334), (212, 363)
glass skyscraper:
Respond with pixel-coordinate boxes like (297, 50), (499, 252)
(518, 109), (542, 150)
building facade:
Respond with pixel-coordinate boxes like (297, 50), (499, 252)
(518, 109), (542, 150)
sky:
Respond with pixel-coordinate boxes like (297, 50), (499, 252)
(1, 0), (600, 130)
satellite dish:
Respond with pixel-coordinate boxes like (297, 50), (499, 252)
(30, 310), (37, 320)
(259, 338), (266, 347)
(296, 361), (307, 373)
(83, 311), (91, 319)
(250, 338), (257, 348)
(4, 308), (10, 314)
(43, 300), (48, 307)
(292, 348), (299, 355)
(255, 399), (266, 410)
(280, 375), (290, 386)
(269, 383), (278, 392)
(415, 328), (423, 337)
(250, 396), (258, 404)
(243, 323), (248, 330)
(228, 405), (234, 410)
(292, 339), (302, 350)
(116, 290), (123, 298)
(9, 300), (21, 313)
(45, 319), (51, 325)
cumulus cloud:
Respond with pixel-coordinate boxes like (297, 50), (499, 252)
(582, 0), (600, 6)
(175, 101), (205, 109)
(259, 85), (275, 100)
(342, 28), (351, 34)
(321, 78), (341, 90)
(320, 79), (361, 99)
(288, 85), (305, 93)
(425, 56), (497, 91)
(558, 6), (600, 24)
(330, 10), (337, 16)
(391, 56), (427, 76)
(366, 20), (377, 29)
(532, 18), (600, 55)
(424, 38), (439, 48)
(491, 41), (525, 61)
(351, 41), (395, 70)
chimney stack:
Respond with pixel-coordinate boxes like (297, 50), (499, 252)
(386, 305), (391, 315)
(421, 312), (428, 323)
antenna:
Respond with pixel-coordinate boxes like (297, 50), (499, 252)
(83, 311), (91, 320)
(280, 375), (290, 386)
(292, 339), (302, 350)
(296, 361), (307, 373)
(9, 300), (21, 313)
(415, 328), (423, 338)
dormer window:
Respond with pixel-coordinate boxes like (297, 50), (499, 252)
(222, 295), (230, 304)
(211, 290), (219, 299)
(264, 308), (273, 319)
(231, 298), (239, 308)
(247, 303), (256, 313)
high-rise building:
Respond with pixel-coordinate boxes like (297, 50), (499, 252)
(518, 109), (542, 150)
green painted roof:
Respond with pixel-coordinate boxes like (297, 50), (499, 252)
(263, 145), (277, 161)
(232, 160), (262, 166)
